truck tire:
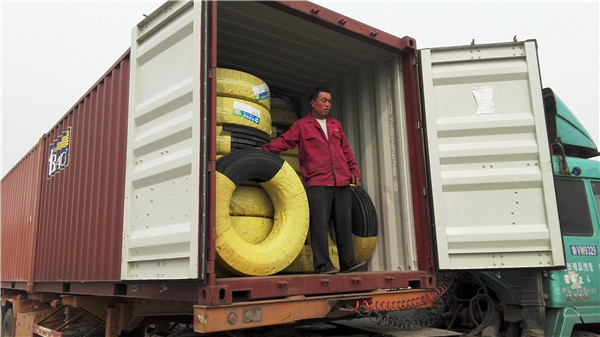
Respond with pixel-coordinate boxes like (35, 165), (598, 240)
(350, 186), (378, 260)
(217, 134), (269, 155)
(217, 68), (270, 110)
(270, 107), (298, 127)
(217, 96), (272, 136)
(270, 91), (293, 110)
(230, 185), (274, 218)
(1, 308), (14, 337)
(231, 216), (274, 244)
(220, 125), (271, 143)
(329, 186), (378, 260)
(215, 149), (309, 276)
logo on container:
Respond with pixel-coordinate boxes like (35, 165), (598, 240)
(48, 127), (71, 179)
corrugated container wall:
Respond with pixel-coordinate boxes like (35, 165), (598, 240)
(1, 141), (45, 286)
(34, 54), (131, 282)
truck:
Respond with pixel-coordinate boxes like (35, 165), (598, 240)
(1, 1), (599, 337)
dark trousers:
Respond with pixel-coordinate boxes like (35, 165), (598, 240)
(307, 186), (356, 272)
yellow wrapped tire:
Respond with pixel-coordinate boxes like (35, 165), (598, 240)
(217, 68), (270, 110)
(217, 96), (272, 136)
(270, 107), (298, 127)
(229, 186), (274, 218)
(230, 216), (274, 244)
(216, 149), (309, 276)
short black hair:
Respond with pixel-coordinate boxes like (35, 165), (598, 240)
(309, 87), (331, 102)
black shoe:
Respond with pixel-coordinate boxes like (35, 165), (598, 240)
(317, 266), (339, 274)
(342, 260), (367, 273)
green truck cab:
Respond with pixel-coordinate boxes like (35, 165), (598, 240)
(545, 88), (600, 336)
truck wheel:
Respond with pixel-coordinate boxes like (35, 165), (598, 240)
(215, 149), (309, 276)
(1, 308), (14, 337)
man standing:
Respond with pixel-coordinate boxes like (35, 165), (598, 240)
(261, 87), (367, 274)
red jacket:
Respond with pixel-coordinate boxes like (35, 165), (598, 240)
(261, 114), (360, 187)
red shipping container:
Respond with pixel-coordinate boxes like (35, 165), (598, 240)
(34, 53), (130, 282)
(1, 140), (45, 289)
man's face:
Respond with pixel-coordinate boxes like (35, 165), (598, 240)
(311, 92), (332, 119)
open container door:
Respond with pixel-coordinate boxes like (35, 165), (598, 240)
(420, 41), (565, 270)
(122, 1), (204, 280)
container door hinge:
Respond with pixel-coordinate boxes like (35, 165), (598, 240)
(417, 119), (424, 130)
(412, 56), (418, 66)
(208, 67), (217, 79)
(422, 186), (429, 197)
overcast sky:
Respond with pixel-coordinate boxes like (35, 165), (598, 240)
(2, 1), (599, 176)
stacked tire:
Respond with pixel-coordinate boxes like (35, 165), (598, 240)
(215, 70), (309, 276)
(216, 68), (272, 154)
(270, 91), (301, 173)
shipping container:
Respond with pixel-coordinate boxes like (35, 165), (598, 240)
(1, 140), (44, 290)
(1, 1), (578, 336)
(2, 0), (432, 305)
(34, 52), (130, 284)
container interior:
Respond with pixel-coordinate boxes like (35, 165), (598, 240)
(216, 2), (419, 272)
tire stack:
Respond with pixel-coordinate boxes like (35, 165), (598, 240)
(270, 91), (300, 173)
(216, 68), (272, 154)
(214, 70), (377, 276)
(215, 70), (309, 277)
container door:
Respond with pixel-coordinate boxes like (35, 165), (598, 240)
(122, 1), (203, 280)
(420, 41), (565, 270)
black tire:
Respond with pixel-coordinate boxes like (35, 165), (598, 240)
(2, 308), (14, 337)
(351, 186), (378, 237)
(216, 149), (283, 184)
(329, 186), (378, 261)
(221, 125), (271, 143)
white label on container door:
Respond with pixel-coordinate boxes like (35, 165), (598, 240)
(233, 100), (261, 124)
(472, 86), (495, 115)
(252, 83), (269, 101)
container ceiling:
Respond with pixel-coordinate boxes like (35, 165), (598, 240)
(216, 1), (396, 96)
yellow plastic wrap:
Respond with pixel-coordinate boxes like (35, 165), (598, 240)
(230, 216), (274, 244)
(215, 161), (309, 276)
(216, 126), (232, 155)
(283, 245), (340, 273)
(216, 68), (270, 110)
(217, 96), (272, 136)
(270, 107), (297, 127)
(352, 235), (378, 262)
(229, 185), (274, 218)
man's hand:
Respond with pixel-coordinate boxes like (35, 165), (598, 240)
(351, 174), (360, 187)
